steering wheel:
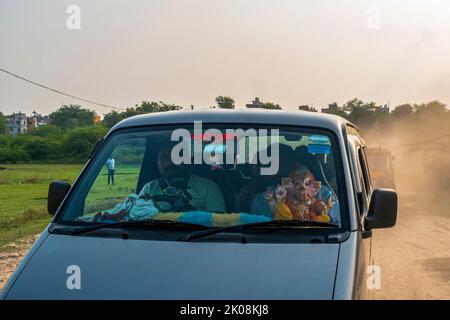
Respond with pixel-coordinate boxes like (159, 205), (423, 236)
(149, 194), (194, 212)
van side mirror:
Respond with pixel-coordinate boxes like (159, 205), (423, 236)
(365, 188), (397, 229)
(48, 180), (71, 216)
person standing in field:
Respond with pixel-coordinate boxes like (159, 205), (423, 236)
(106, 157), (116, 185)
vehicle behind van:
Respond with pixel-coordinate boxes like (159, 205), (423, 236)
(365, 147), (396, 190)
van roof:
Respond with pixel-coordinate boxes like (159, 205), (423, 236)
(111, 109), (354, 135)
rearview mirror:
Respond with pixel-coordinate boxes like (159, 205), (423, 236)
(48, 180), (71, 216)
(365, 188), (397, 229)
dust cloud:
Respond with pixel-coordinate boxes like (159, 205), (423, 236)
(363, 111), (450, 299)
(364, 112), (450, 216)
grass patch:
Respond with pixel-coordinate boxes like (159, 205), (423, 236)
(0, 206), (51, 249)
(0, 176), (12, 185)
(0, 164), (141, 250)
(0, 164), (83, 250)
(0, 217), (51, 252)
(0, 207), (47, 229)
(21, 176), (44, 184)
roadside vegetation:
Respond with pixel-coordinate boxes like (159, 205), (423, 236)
(1, 98), (449, 166)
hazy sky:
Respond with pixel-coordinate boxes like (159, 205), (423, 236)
(1, 0), (450, 115)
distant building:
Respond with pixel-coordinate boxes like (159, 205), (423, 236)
(6, 111), (49, 136)
(246, 97), (263, 108)
(321, 107), (330, 113)
(376, 104), (389, 113)
(7, 112), (28, 136)
(27, 116), (38, 131)
(321, 105), (336, 114)
(298, 105), (317, 112)
(38, 115), (50, 126)
(30, 111), (49, 126)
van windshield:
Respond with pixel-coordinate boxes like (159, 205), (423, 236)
(59, 124), (344, 229)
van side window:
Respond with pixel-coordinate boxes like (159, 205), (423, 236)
(358, 148), (371, 196)
(355, 151), (368, 215)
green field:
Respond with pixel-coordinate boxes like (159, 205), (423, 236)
(0, 164), (139, 250)
(0, 164), (82, 249)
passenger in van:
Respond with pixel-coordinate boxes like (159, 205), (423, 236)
(245, 145), (341, 224)
(139, 143), (226, 212)
(236, 144), (295, 212)
(296, 145), (338, 194)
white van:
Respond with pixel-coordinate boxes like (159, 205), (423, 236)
(1, 110), (397, 299)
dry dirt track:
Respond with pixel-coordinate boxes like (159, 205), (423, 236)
(370, 199), (450, 299)
(0, 234), (39, 290)
(1, 206), (450, 298)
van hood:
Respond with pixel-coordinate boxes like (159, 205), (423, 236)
(5, 234), (340, 299)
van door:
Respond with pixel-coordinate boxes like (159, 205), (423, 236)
(345, 132), (372, 299)
(356, 146), (374, 298)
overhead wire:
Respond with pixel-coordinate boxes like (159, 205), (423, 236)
(0, 67), (125, 111)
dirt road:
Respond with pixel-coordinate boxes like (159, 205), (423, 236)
(371, 200), (450, 299)
(1, 209), (449, 298)
(0, 234), (39, 290)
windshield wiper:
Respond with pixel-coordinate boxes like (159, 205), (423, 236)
(178, 220), (339, 242)
(50, 220), (208, 236)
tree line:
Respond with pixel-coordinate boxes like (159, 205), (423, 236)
(0, 97), (448, 164)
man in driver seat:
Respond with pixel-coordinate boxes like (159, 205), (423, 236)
(139, 143), (226, 212)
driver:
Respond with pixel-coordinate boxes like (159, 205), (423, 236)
(139, 143), (226, 212)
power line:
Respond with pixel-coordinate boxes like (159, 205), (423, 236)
(0, 67), (125, 111)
